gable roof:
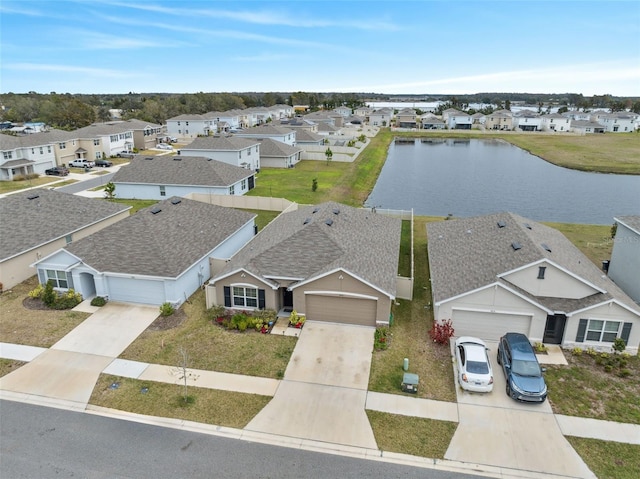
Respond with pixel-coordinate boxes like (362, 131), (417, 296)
(294, 129), (324, 143)
(182, 136), (259, 151)
(0, 189), (130, 262)
(258, 138), (302, 157)
(615, 215), (640, 236)
(64, 197), (255, 278)
(213, 202), (401, 296)
(235, 125), (295, 136)
(427, 212), (639, 314)
(112, 155), (253, 187)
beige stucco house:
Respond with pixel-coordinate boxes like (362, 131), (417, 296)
(207, 202), (401, 327)
(427, 212), (640, 353)
(0, 189), (130, 290)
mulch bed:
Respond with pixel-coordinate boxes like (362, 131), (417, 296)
(147, 308), (187, 331)
(22, 297), (49, 311)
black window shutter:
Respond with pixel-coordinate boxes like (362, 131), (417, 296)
(223, 286), (231, 307)
(258, 289), (266, 309)
(576, 318), (588, 342)
(621, 322), (632, 344)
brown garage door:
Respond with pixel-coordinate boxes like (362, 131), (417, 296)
(305, 295), (377, 327)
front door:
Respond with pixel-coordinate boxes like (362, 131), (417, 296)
(282, 288), (293, 310)
(543, 314), (566, 344)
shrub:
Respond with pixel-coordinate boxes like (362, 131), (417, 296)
(91, 296), (107, 307)
(585, 347), (598, 357)
(289, 310), (305, 328)
(42, 280), (57, 306)
(571, 347), (583, 356)
(52, 289), (82, 309)
(534, 342), (548, 353)
(429, 319), (455, 345)
(28, 284), (44, 299)
(612, 337), (626, 354)
(374, 327), (390, 350)
(159, 302), (175, 317)
(619, 368), (632, 378)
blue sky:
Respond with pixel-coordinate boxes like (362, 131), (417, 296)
(1, 0), (639, 96)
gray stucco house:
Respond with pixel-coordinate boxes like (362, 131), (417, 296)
(207, 202), (401, 327)
(33, 197), (256, 307)
(0, 189), (130, 290)
(112, 155), (255, 199)
(427, 212), (640, 353)
(608, 216), (640, 304)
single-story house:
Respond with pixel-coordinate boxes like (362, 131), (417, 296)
(258, 139), (303, 168)
(421, 116), (446, 130)
(608, 216), (640, 303)
(294, 129), (325, 147)
(427, 212), (640, 353)
(234, 125), (297, 146)
(112, 155), (255, 199)
(0, 189), (130, 289)
(33, 197), (256, 307)
(207, 202), (401, 327)
(178, 136), (261, 171)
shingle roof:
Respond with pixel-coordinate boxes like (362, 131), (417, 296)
(236, 125), (295, 136)
(615, 215), (640, 235)
(317, 123), (339, 132)
(0, 189), (130, 261)
(214, 202), (401, 296)
(182, 136), (259, 151)
(0, 129), (74, 149)
(258, 138), (302, 157)
(65, 197), (255, 278)
(294, 129), (324, 142)
(112, 156), (253, 187)
(73, 123), (134, 138)
(427, 212), (639, 314)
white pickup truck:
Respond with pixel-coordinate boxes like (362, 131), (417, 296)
(68, 159), (95, 168)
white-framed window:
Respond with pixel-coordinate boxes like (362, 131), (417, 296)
(159, 185), (166, 196)
(59, 143), (66, 149)
(46, 269), (69, 289)
(241, 179), (247, 190)
(39, 147), (44, 154)
(95, 152), (102, 159)
(3, 151), (13, 159)
(65, 234), (73, 244)
(94, 139), (100, 146)
(229, 185), (235, 195)
(586, 319), (621, 343)
(232, 286), (257, 307)
(47, 146), (52, 153)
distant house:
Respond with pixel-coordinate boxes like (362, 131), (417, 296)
(33, 198), (256, 307)
(207, 202), (401, 327)
(427, 212), (640, 354)
(304, 111), (344, 127)
(209, 111), (241, 132)
(597, 113), (636, 133)
(484, 110), (514, 131)
(234, 125), (297, 146)
(444, 110), (472, 130)
(112, 155), (255, 199)
(513, 111), (542, 132)
(354, 106), (373, 118)
(294, 129), (325, 147)
(179, 136), (261, 171)
(70, 123), (136, 159)
(258, 138), (303, 168)
(541, 114), (571, 132)
(369, 108), (392, 127)
(608, 216), (640, 304)
(276, 118), (318, 133)
(316, 122), (342, 136)
(421, 115), (446, 130)
(570, 120), (605, 135)
(333, 106), (352, 117)
(0, 189), (130, 289)
(395, 108), (418, 128)
(118, 119), (165, 151)
(166, 114), (216, 140)
(0, 133), (57, 180)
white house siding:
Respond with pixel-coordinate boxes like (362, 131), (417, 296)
(563, 302), (640, 354)
(167, 119), (214, 139)
(114, 183), (243, 200)
(179, 146), (260, 170)
(608, 222), (640, 302)
(209, 220), (256, 260)
(600, 116), (635, 133)
(436, 284), (549, 343)
(1, 145), (56, 180)
(502, 263), (599, 300)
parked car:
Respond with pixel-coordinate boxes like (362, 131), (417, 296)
(116, 151), (135, 159)
(497, 332), (547, 402)
(95, 159), (113, 167)
(44, 166), (69, 176)
(168, 136), (178, 143)
(155, 143), (173, 150)
(455, 336), (493, 392)
(68, 159), (95, 168)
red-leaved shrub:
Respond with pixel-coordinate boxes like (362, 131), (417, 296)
(429, 319), (455, 345)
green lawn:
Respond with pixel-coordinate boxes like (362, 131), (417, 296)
(0, 176), (63, 194)
(566, 437), (640, 479)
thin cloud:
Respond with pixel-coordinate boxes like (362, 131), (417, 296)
(6, 63), (139, 79)
(56, 30), (191, 50)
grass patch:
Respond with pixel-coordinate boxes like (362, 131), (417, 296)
(398, 219), (411, 277)
(239, 209), (282, 231)
(566, 436), (640, 479)
(0, 358), (26, 378)
(90, 374), (270, 428)
(367, 410), (457, 458)
(119, 290), (296, 378)
(545, 352), (640, 424)
(0, 176), (62, 194)
(368, 216), (457, 402)
(0, 276), (89, 347)
(106, 198), (158, 214)
(544, 221), (613, 267)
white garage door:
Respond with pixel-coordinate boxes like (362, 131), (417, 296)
(306, 295), (377, 327)
(451, 310), (531, 341)
(107, 277), (166, 305)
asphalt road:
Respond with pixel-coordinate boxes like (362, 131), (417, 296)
(57, 171), (115, 194)
(0, 400), (487, 479)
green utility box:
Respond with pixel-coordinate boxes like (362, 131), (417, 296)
(401, 373), (419, 394)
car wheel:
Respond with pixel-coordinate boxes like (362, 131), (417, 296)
(505, 382), (511, 397)
(497, 352), (501, 365)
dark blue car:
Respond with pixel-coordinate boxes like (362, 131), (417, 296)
(497, 332), (547, 402)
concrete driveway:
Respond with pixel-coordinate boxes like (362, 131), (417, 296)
(447, 340), (596, 478)
(245, 322), (378, 449)
(0, 302), (158, 406)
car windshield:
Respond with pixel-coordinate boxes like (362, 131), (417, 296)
(467, 360), (489, 374)
(512, 359), (541, 377)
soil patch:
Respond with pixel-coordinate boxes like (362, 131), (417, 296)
(147, 308), (187, 331)
(22, 297), (49, 311)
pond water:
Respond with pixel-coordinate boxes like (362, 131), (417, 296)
(364, 138), (640, 224)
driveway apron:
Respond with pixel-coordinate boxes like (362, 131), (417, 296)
(0, 302), (158, 406)
(245, 321), (378, 449)
(447, 340), (596, 479)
